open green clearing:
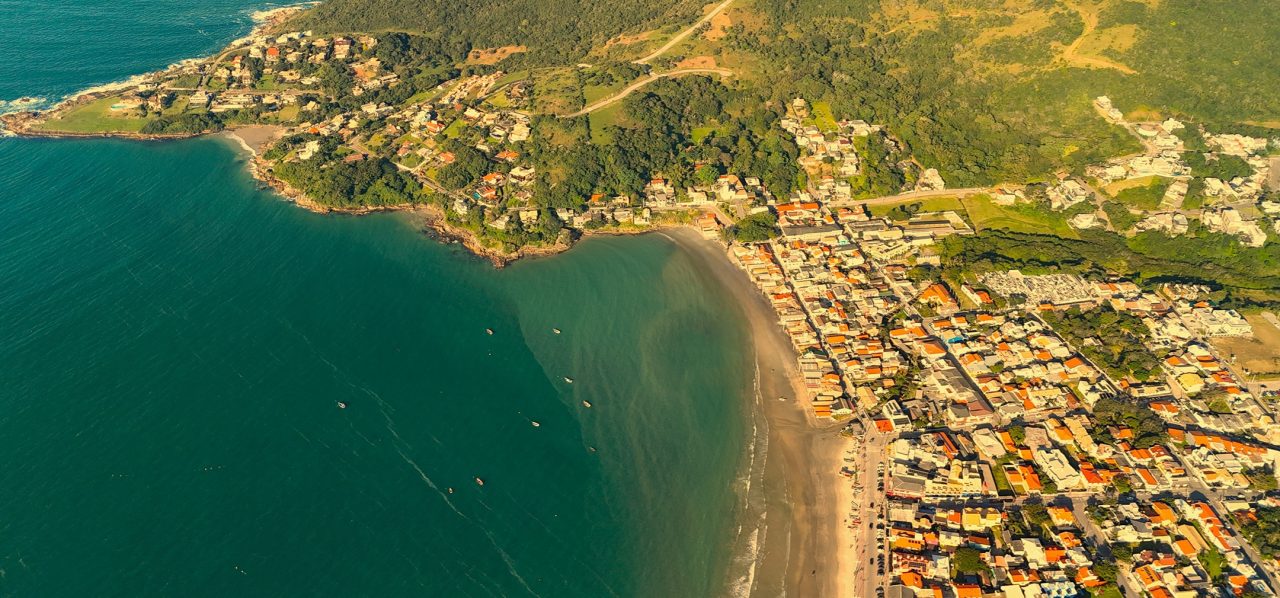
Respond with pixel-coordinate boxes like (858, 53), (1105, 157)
(33, 97), (152, 134)
(588, 102), (626, 144)
(868, 196), (966, 218)
(809, 100), (837, 131)
(961, 194), (1079, 238)
(1106, 176), (1171, 210)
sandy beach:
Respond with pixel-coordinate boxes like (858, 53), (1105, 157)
(663, 228), (856, 598)
(222, 124), (286, 156)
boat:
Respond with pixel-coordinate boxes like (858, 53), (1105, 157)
(337, 401), (347, 409)
(563, 377), (574, 384)
(552, 328), (561, 334)
(475, 477), (485, 486)
(531, 421), (541, 427)
(485, 328), (494, 335)
(447, 487), (454, 494)
(588, 446), (597, 453)
(582, 400), (592, 408)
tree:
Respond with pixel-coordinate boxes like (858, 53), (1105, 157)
(728, 211), (780, 242)
(1023, 502), (1049, 527)
(953, 547), (987, 576)
(1008, 424), (1026, 446)
(318, 61), (354, 96)
(695, 164), (720, 186)
(1093, 561), (1118, 583)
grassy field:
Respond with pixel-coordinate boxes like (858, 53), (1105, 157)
(582, 81), (629, 106)
(442, 119), (465, 139)
(485, 93), (512, 109)
(961, 194), (1079, 238)
(691, 125), (717, 143)
(33, 96), (152, 134)
(1210, 313), (1280, 377)
(1105, 176), (1171, 210)
(809, 100), (838, 131)
(254, 74), (281, 91)
(588, 102), (626, 144)
(868, 195), (966, 218)
(531, 67), (583, 116)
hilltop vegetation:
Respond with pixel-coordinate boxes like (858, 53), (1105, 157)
(291, 0), (1278, 186)
(295, 0), (704, 63)
(707, 0), (1279, 184)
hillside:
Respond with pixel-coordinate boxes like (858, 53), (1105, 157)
(295, 0), (1280, 185)
(693, 0), (1280, 185)
(293, 0), (704, 63)
(14, 0), (1277, 292)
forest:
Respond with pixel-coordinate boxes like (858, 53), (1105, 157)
(1236, 506), (1280, 559)
(1041, 307), (1162, 382)
(941, 229), (1280, 308)
(1089, 396), (1167, 450)
(294, 0), (702, 64)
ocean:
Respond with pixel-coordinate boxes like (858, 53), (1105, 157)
(0, 3), (755, 595)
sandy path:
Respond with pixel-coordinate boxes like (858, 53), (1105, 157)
(663, 228), (853, 597)
(634, 0), (739, 64)
(1059, 1), (1137, 74)
(563, 68), (734, 117)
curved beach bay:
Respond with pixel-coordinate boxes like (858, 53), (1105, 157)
(0, 136), (753, 595)
(0, 1), (847, 595)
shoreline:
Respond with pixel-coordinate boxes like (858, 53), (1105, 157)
(4, 8), (856, 592)
(11, 104), (857, 597)
(661, 228), (854, 598)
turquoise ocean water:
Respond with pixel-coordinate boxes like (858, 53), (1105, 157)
(0, 3), (752, 595)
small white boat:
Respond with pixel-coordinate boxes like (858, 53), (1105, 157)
(552, 328), (561, 334)
(588, 446), (597, 453)
(485, 328), (494, 335)
(475, 477), (485, 486)
(448, 487), (454, 494)
(337, 401), (347, 409)
(582, 400), (592, 408)
(531, 421), (541, 427)
(563, 377), (574, 384)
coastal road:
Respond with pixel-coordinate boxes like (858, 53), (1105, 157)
(633, 0), (739, 64)
(561, 68), (735, 117)
(850, 431), (891, 598)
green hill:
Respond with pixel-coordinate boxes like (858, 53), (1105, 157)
(294, 0), (704, 63)
(713, 0), (1280, 185)
(294, 0), (1279, 185)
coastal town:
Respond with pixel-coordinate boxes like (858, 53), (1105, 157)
(4, 9), (1280, 598)
(724, 104), (1280, 598)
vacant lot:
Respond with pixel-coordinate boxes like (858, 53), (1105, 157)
(961, 194), (1079, 238)
(1211, 313), (1280, 377)
(869, 196), (966, 218)
(1105, 176), (1171, 210)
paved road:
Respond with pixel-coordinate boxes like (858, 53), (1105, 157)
(1070, 497), (1144, 598)
(851, 432), (891, 598)
(562, 68), (734, 117)
(633, 0), (739, 64)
